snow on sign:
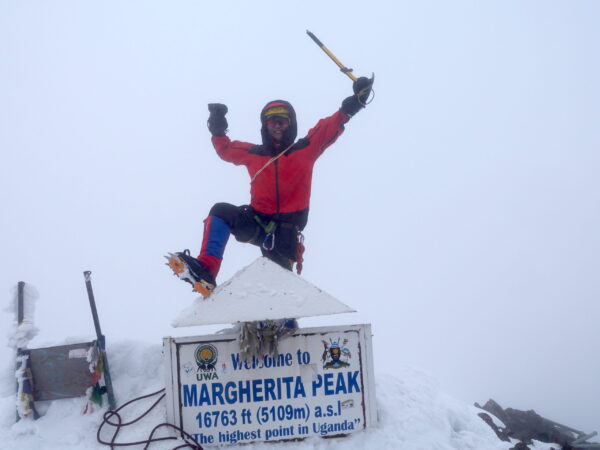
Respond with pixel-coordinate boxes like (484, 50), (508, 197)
(172, 258), (355, 327)
(163, 324), (376, 446)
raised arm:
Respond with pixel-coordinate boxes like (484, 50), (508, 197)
(207, 103), (254, 165)
(304, 76), (375, 157)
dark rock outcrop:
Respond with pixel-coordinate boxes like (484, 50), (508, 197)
(476, 399), (576, 449)
(509, 443), (533, 450)
(477, 412), (511, 442)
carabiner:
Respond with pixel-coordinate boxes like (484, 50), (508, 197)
(263, 232), (275, 251)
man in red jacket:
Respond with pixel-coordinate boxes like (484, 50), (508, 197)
(167, 77), (373, 296)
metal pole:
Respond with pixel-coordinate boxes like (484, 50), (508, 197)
(84, 271), (103, 336)
(15, 281), (25, 422)
(546, 418), (586, 436)
(546, 419), (599, 448)
(572, 432), (599, 447)
(17, 281), (25, 324)
(83, 271), (116, 410)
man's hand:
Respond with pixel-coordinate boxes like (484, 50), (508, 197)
(341, 76), (374, 117)
(353, 76), (374, 104)
(207, 103), (228, 136)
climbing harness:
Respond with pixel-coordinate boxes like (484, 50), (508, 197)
(253, 216), (305, 274)
(253, 216), (278, 251)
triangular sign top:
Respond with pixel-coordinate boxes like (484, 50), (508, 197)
(172, 257), (355, 327)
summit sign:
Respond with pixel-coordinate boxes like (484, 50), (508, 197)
(164, 324), (376, 446)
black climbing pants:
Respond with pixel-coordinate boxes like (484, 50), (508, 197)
(209, 203), (302, 271)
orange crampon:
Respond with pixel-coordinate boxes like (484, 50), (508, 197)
(167, 254), (186, 274)
(192, 281), (213, 297)
(165, 252), (215, 297)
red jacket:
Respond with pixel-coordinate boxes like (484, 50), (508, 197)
(211, 109), (349, 223)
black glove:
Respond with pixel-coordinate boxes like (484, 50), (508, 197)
(207, 103), (228, 136)
(340, 76), (374, 117)
(353, 76), (373, 104)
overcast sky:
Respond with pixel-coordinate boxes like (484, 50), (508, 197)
(1, 0), (599, 435)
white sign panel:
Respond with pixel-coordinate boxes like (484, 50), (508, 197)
(164, 324), (376, 446)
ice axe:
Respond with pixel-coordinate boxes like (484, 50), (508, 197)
(306, 30), (374, 103)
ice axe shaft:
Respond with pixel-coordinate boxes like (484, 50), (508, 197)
(306, 30), (357, 82)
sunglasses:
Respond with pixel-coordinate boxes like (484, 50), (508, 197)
(266, 117), (290, 127)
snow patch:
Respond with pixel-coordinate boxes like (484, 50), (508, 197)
(6, 283), (40, 350)
(0, 340), (519, 450)
(7, 322), (39, 351)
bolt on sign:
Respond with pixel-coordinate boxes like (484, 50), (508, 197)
(163, 324), (376, 446)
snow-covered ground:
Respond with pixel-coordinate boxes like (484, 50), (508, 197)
(0, 281), (557, 449)
(0, 338), (558, 450)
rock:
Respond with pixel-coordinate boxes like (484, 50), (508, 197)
(476, 399), (578, 448)
(509, 443), (531, 450)
(478, 412), (511, 442)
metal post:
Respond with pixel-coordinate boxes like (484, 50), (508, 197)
(84, 272), (103, 336)
(15, 281), (25, 422)
(573, 432), (599, 444)
(17, 281), (25, 324)
(83, 271), (116, 410)
(546, 419), (600, 448)
(572, 432), (599, 448)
